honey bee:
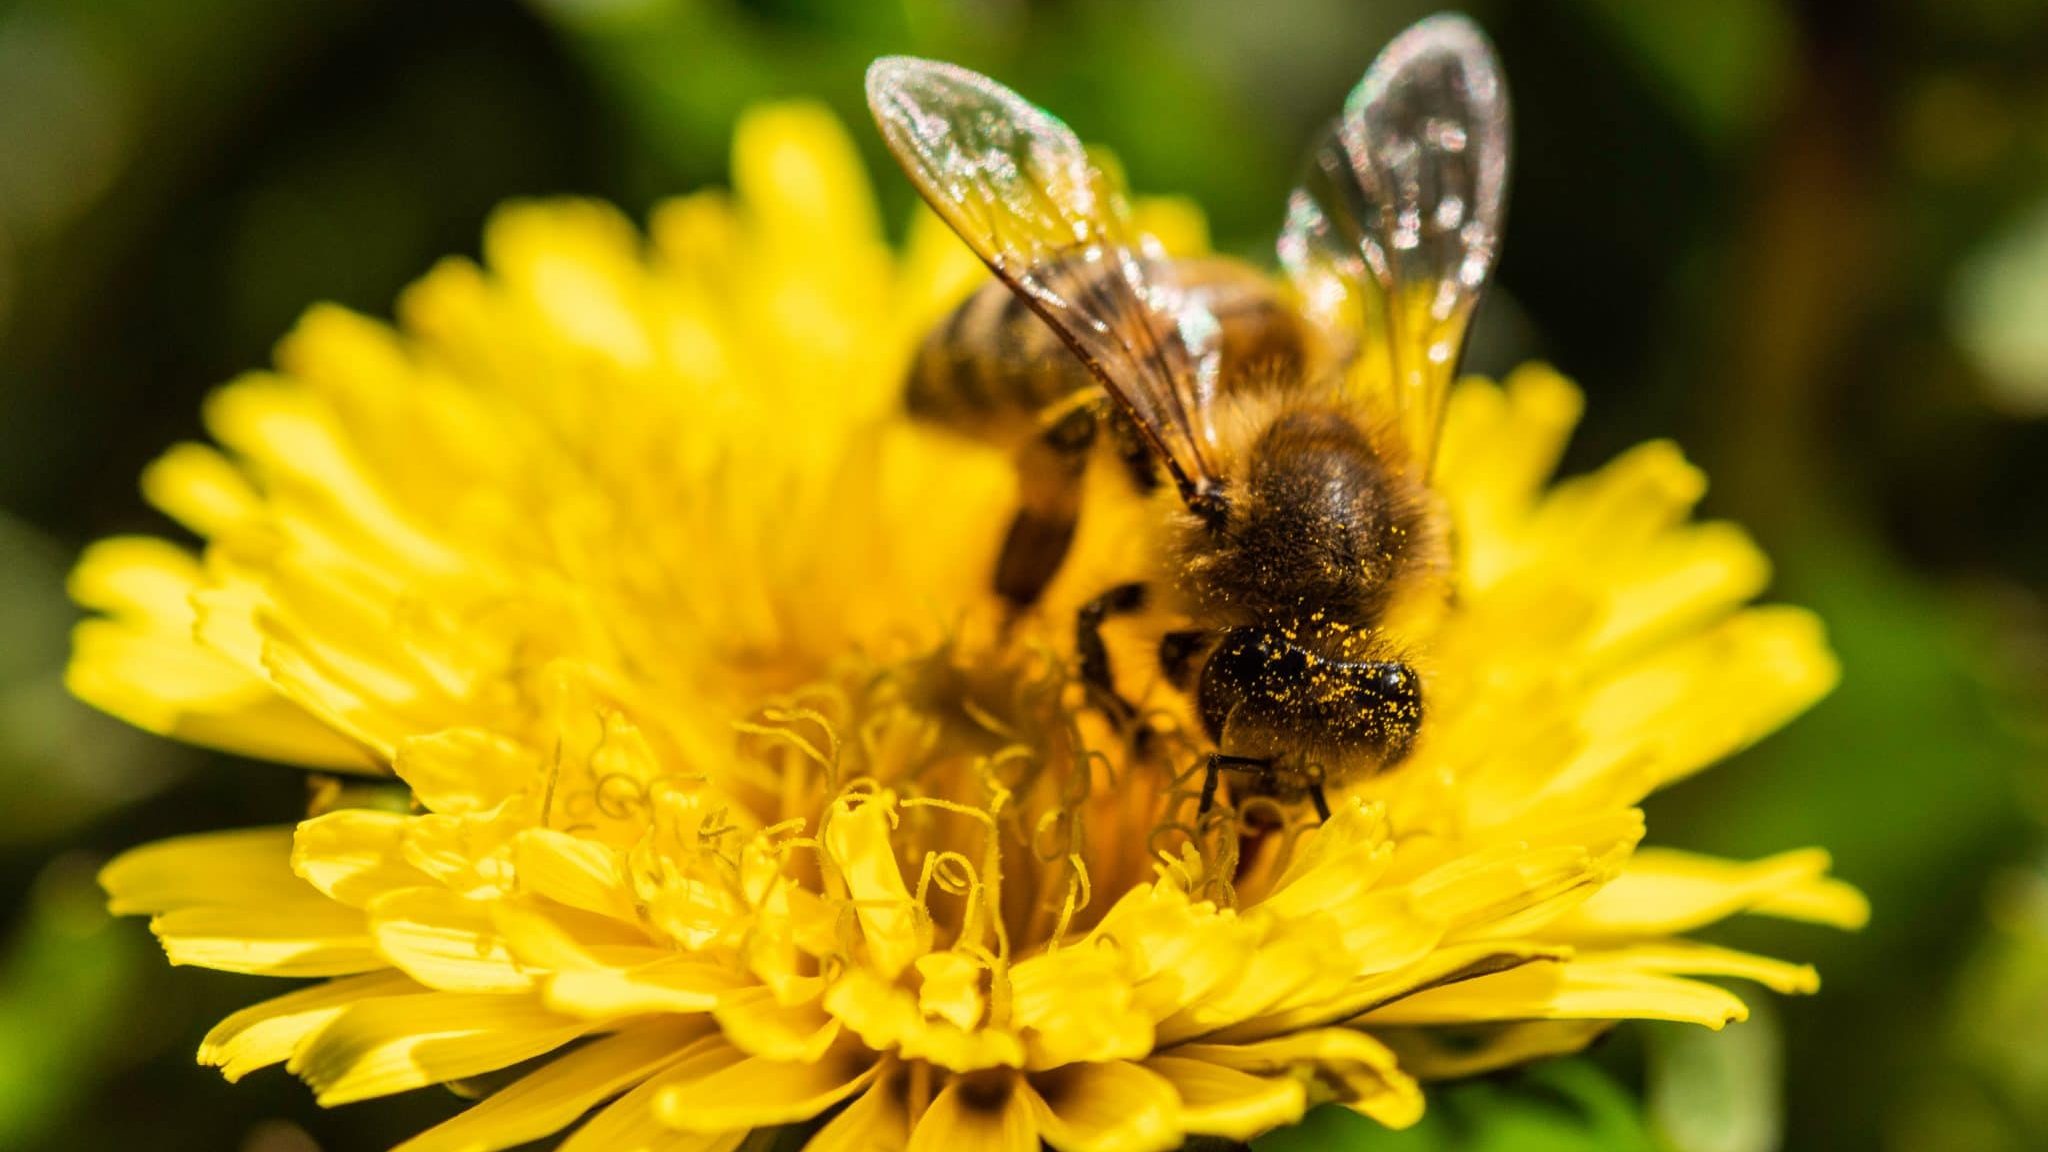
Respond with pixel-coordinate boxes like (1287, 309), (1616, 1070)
(867, 14), (1509, 819)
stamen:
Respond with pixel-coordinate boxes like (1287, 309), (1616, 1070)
(1045, 853), (1092, 951)
(732, 719), (834, 772)
(960, 697), (1015, 738)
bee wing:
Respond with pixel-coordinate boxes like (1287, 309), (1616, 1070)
(1279, 14), (1509, 475)
(867, 57), (1228, 511)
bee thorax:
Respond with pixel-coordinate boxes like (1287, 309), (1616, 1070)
(1175, 404), (1426, 626)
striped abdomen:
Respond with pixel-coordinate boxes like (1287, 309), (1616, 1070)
(906, 255), (1310, 445)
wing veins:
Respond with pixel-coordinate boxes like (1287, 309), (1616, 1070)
(1278, 15), (1509, 476)
(867, 56), (1226, 509)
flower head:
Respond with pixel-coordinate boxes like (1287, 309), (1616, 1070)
(78, 105), (1864, 1151)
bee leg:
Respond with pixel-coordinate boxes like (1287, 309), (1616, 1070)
(1307, 783), (1332, 823)
(995, 401), (1099, 609)
(1198, 752), (1273, 816)
(1076, 581), (1148, 729)
(1106, 410), (1163, 493)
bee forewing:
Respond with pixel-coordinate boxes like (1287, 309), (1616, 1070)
(865, 57), (1127, 273)
(866, 56), (1229, 509)
(1278, 14), (1510, 476)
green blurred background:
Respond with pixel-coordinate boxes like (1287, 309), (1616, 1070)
(0, 1), (2044, 1149)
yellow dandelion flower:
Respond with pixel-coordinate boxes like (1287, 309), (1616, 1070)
(77, 102), (1864, 1152)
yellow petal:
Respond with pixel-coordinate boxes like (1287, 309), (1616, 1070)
(202, 372), (462, 580)
(1010, 947), (1154, 1069)
(1751, 873), (1871, 929)
(808, 1079), (911, 1152)
(289, 990), (589, 1105)
(369, 887), (533, 993)
(1529, 439), (1705, 556)
(189, 578), (277, 688)
(68, 619), (371, 770)
(484, 201), (654, 371)
(824, 966), (1024, 1072)
(1577, 940), (1819, 995)
(1551, 846), (1868, 938)
(1176, 1028), (1422, 1130)
(1153, 931), (1324, 1045)
(542, 956), (748, 1020)
(398, 808), (523, 899)
(103, 827), (302, 915)
(1130, 196), (1209, 257)
(1583, 521), (1771, 662)
(1436, 367), (1583, 589)
(489, 896), (659, 974)
(823, 798), (923, 979)
(253, 560), (455, 760)
(710, 986), (841, 1063)
(650, 192), (738, 290)
(274, 303), (424, 426)
(200, 970), (421, 1082)
(1363, 958), (1749, 1030)
(1087, 887), (1255, 1025)
(1580, 608), (1840, 801)
(1262, 798), (1391, 903)
(396, 729), (536, 816)
(1144, 1055), (1305, 1141)
(894, 208), (986, 337)
(1209, 941), (1566, 1046)
(1378, 1019), (1613, 1080)
(69, 536), (205, 624)
(906, 1072), (1038, 1152)
(139, 440), (263, 539)
(1411, 811), (1643, 939)
(733, 102), (881, 255)
(558, 1034), (749, 1152)
(514, 828), (638, 922)
(654, 1040), (879, 1131)
(103, 827), (380, 975)
(914, 950), (985, 1031)
(295, 809), (431, 908)
(1024, 1061), (1181, 1152)
(151, 903), (380, 976)
(395, 1019), (709, 1152)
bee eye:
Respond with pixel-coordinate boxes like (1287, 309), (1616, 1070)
(1376, 666), (1415, 696)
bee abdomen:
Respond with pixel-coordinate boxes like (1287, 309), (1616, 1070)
(907, 280), (1092, 440)
(905, 256), (1310, 443)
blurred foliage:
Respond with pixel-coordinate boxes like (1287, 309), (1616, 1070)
(1256, 1060), (1659, 1152)
(0, 513), (177, 845)
(1894, 857), (2048, 1149)
(1952, 199), (2048, 415)
(0, 0), (2044, 1149)
(1645, 1007), (1783, 1152)
(0, 857), (141, 1148)
(1569, 0), (1794, 146)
